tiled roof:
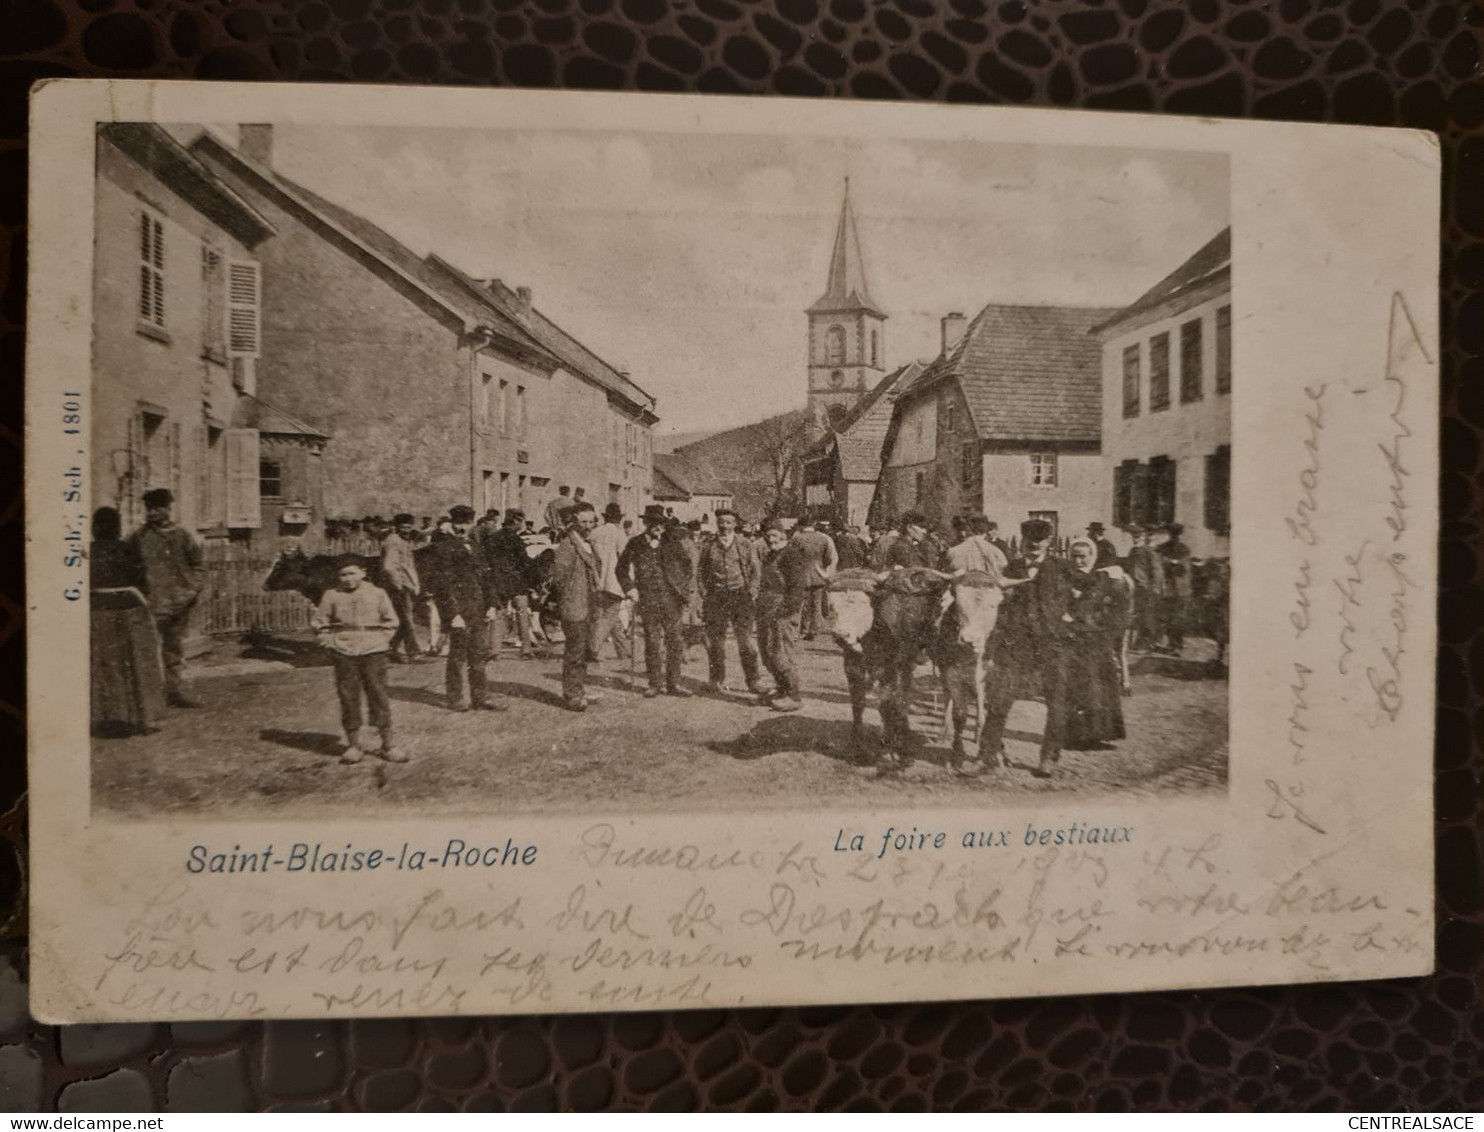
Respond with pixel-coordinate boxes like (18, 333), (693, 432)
(104, 124), (276, 246)
(427, 257), (656, 414)
(910, 304), (1119, 444)
(653, 452), (726, 497)
(192, 133), (656, 416)
(232, 392), (329, 439)
(1092, 227), (1231, 334)
(836, 361), (924, 479)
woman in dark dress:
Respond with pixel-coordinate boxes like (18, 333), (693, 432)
(1042, 536), (1127, 759)
(90, 506), (166, 735)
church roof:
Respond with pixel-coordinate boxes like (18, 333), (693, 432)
(807, 180), (887, 319)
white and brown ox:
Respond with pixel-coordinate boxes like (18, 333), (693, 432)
(824, 566), (1004, 770)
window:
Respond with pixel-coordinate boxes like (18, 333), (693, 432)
(826, 325), (846, 365)
(226, 260), (261, 358)
(259, 458), (283, 500)
(1180, 318), (1204, 403)
(201, 245), (225, 360)
(830, 369), (844, 387)
(482, 470), (495, 512)
(500, 472), (510, 512)
(498, 380), (510, 435)
(139, 209), (165, 329)
(1150, 332), (1171, 412)
(1029, 452), (1058, 487)
(224, 429), (262, 528)
(1113, 460), (1138, 528)
(517, 386), (527, 437)
(943, 400), (955, 433)
(1216, 305), (1232, 394)
(1205, 444), (1231, 531)
(1122, 344), (1141, 419)
(871, 329), (879, 367)
(961, 441), (977, 489)
(914, 470), (925, 503)
(1149, 456), (1177, 526)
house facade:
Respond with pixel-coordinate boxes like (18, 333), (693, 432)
(192, 126), (657, 534)
(92, 124), (318, 545)
(1094, 229), (1232, 559)
(874, 306), (1114, 540)
(800, 360), (922, 530)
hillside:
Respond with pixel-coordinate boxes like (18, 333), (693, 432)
(672, 408), (813, 521)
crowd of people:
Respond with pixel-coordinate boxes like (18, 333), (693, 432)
(91, 480), (1217, 775)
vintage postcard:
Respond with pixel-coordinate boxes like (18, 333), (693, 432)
(26, 80), (1437, 1021)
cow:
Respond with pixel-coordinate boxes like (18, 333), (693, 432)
(826, 566), (1003, 772)
(263, 542), (446, 652)
(932, 570), (1006, 758)
(263, 545), (388, 604)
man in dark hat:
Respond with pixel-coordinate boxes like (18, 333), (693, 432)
(1087, 522), (1119, 570)
(618, 504), (694, 697)
(587, 502), (632, 662)
(422, 503), (503, 711)
(484, 509), (538, 660)
(128, 487), (205, 707)
(696, 506), (763, 694)
(972, 517), (1072, 776)
(1157, 521), (1192, 653)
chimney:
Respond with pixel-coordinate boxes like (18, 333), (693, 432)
(941, 312), (967, 357)
(239, 124), (273, 167)
(516, 285), (533, 312)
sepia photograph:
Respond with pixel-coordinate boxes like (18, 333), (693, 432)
(28, 80), (1438, 1024)
(86, 119), (1231, 819)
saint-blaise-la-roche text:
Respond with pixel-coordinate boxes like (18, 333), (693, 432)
(186, 838), (539, 874)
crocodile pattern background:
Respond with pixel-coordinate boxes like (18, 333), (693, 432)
(0, 0), (1480, 1113)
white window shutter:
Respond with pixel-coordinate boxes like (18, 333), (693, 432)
(224, 428), (262, 528)
(226, 260), (262, 358)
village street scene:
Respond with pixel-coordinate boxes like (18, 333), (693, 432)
(88, 122), (1231, 817)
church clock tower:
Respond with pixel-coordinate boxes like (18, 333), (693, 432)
(807, 179), (887, 434)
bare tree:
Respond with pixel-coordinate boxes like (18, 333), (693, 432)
(748, 410), (812, 515)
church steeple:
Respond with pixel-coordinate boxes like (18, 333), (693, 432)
(809, 178), (885, 318)
(806, 179), (888, 433)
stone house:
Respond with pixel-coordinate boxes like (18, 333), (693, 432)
(191, 126), (656, 535)
(92, 123), (321, 545)
(874, 306), (1116, 540)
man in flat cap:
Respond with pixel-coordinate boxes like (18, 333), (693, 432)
(128, 488), (205, 708)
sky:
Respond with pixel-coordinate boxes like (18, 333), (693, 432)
(192, 123), (1228, 439)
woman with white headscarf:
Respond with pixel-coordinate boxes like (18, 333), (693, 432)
(1035, 536), (1128, 776)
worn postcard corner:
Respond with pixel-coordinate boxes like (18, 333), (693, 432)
(25, 79), (1439, 1021)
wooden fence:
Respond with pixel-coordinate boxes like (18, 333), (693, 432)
(198, 536), (378, 637)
